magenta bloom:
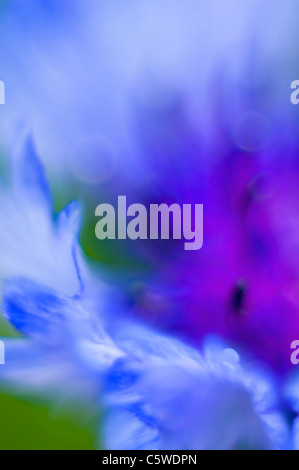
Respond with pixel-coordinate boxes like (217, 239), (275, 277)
(125, 95), (299, 374)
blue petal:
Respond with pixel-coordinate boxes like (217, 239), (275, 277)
(13, 132), (52, 212)
(56, 201), (83, 292)
(0, 132), (83, 295)
(2, 278), (72, 344)
(0, 339), (100, 402)
(110, 321), (203, 365)
(57, 201), (81, 238)
(104, 408), (159, 450)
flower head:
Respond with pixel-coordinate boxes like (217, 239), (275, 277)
(0, 137), (291, 450)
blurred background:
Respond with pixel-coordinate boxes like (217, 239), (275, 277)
(0, 0), (299, 449)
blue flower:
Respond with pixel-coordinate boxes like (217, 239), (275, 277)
(0, 136), (291, 450)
